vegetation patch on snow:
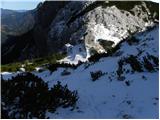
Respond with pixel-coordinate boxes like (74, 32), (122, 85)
(1, 53), (66, 72)
(1, 72), (78, 119)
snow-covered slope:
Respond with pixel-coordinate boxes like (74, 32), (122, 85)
(2, 24), (159, 118)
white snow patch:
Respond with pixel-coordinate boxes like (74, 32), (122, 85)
(93, 24), (122, 46)
(59, 44), (88, 64)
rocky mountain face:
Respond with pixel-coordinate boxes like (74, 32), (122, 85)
(1, 9), (35, 44)
(1, 1), (158, 64)
(1, 1), (68, 64)
(49, 1), (158, 64)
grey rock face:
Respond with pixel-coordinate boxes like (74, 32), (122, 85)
(1, 1), (159, 64)
(1, 1), (69, 64)
(47, 1), (158, 63)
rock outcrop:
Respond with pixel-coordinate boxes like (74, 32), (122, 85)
(1, 1), (159, 64)
(48, 1), (158, 64)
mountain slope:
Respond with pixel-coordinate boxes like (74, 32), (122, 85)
(1, 1), (159, 119)
(1, 2), (68, 64)
(1, 1), (159, 64)
(48, 1), (158, 64)
(2, 24), (159, 119)
(40, 24), (159, 119)
(1, 9), (35, 44)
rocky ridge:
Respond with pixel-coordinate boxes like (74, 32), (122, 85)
(1, 1), (159, 64)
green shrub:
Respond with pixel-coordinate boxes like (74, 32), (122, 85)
(147, 55), (159, 66)
(47, 62), (79, 73)
(88, 41), (121, 63)
(143, 56), (155, 72)
(1, 53), (66, 72)
(125, 55), (143, 72)
(1, 73), (78, 119)
(116, 59), (124, 79)
(48, 82), (78, 112)
(98, 39), (114, 51)
(88, 53), (108, 62)
(2, 73), (49, 118)
(1, 63), (21, 72)
(24, 64), (35, 72)
(47, 64), (58, 73)
(61, 69), (71, 76)
(90, 70), (104, 81)
(89, 47), (98, 56)
(125, 81), (130, 86)
(127, 36), (139, 46)
(122, 114), (133, 119)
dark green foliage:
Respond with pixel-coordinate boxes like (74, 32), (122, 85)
(1, 53), (66, 72)
(90, 70), (104, 81)
(142, 75), (147, 80)
(147, 54), (159, 66)
(1, 73), (78, 119)
(116, 55), (143, 79)
(103, 1), (141, 11)
(125, 55), (143, 72)
(122, 114), (132, 119)
(145, 1), (159, 20)
(47, 63), (58, 72)
(116, 54), (158, 80)
(116, 59), (124, 78)
(24, 64), (36, 72)
(88, 41), (121, 63)
(118, 76), (126, 81)
(98, 39), (114, 51)
(61, 69), (71, 76)
(126, 100), (131, 105)
(47, 61), (83, 73)
(2, 73), (49, 118)
(88, 53), (108, 62)
(107, 43), (121, 56)
(127, 36), (139, 46)
(1, 63), (21, 72)
(89, 47), (98, 56)
(116, 59), (126, 81)
(48, 82), (78, 112)
(125, 81), (130, 86)
(47, 63), (75, 73)
(143, 56), (155, 72)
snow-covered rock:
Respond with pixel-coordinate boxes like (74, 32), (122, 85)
(48, 1), (158, 64)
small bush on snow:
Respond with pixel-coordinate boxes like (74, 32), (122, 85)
(125, 55), (143, 72)
(143, 56), (155, 72)
(61, 69), (71, 76)
(127, 36), (139, 46)
(1, 73), (78, 119)
(90, 70), (104, 81)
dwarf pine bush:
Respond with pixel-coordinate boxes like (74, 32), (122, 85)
(1, 73), (78, 119)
